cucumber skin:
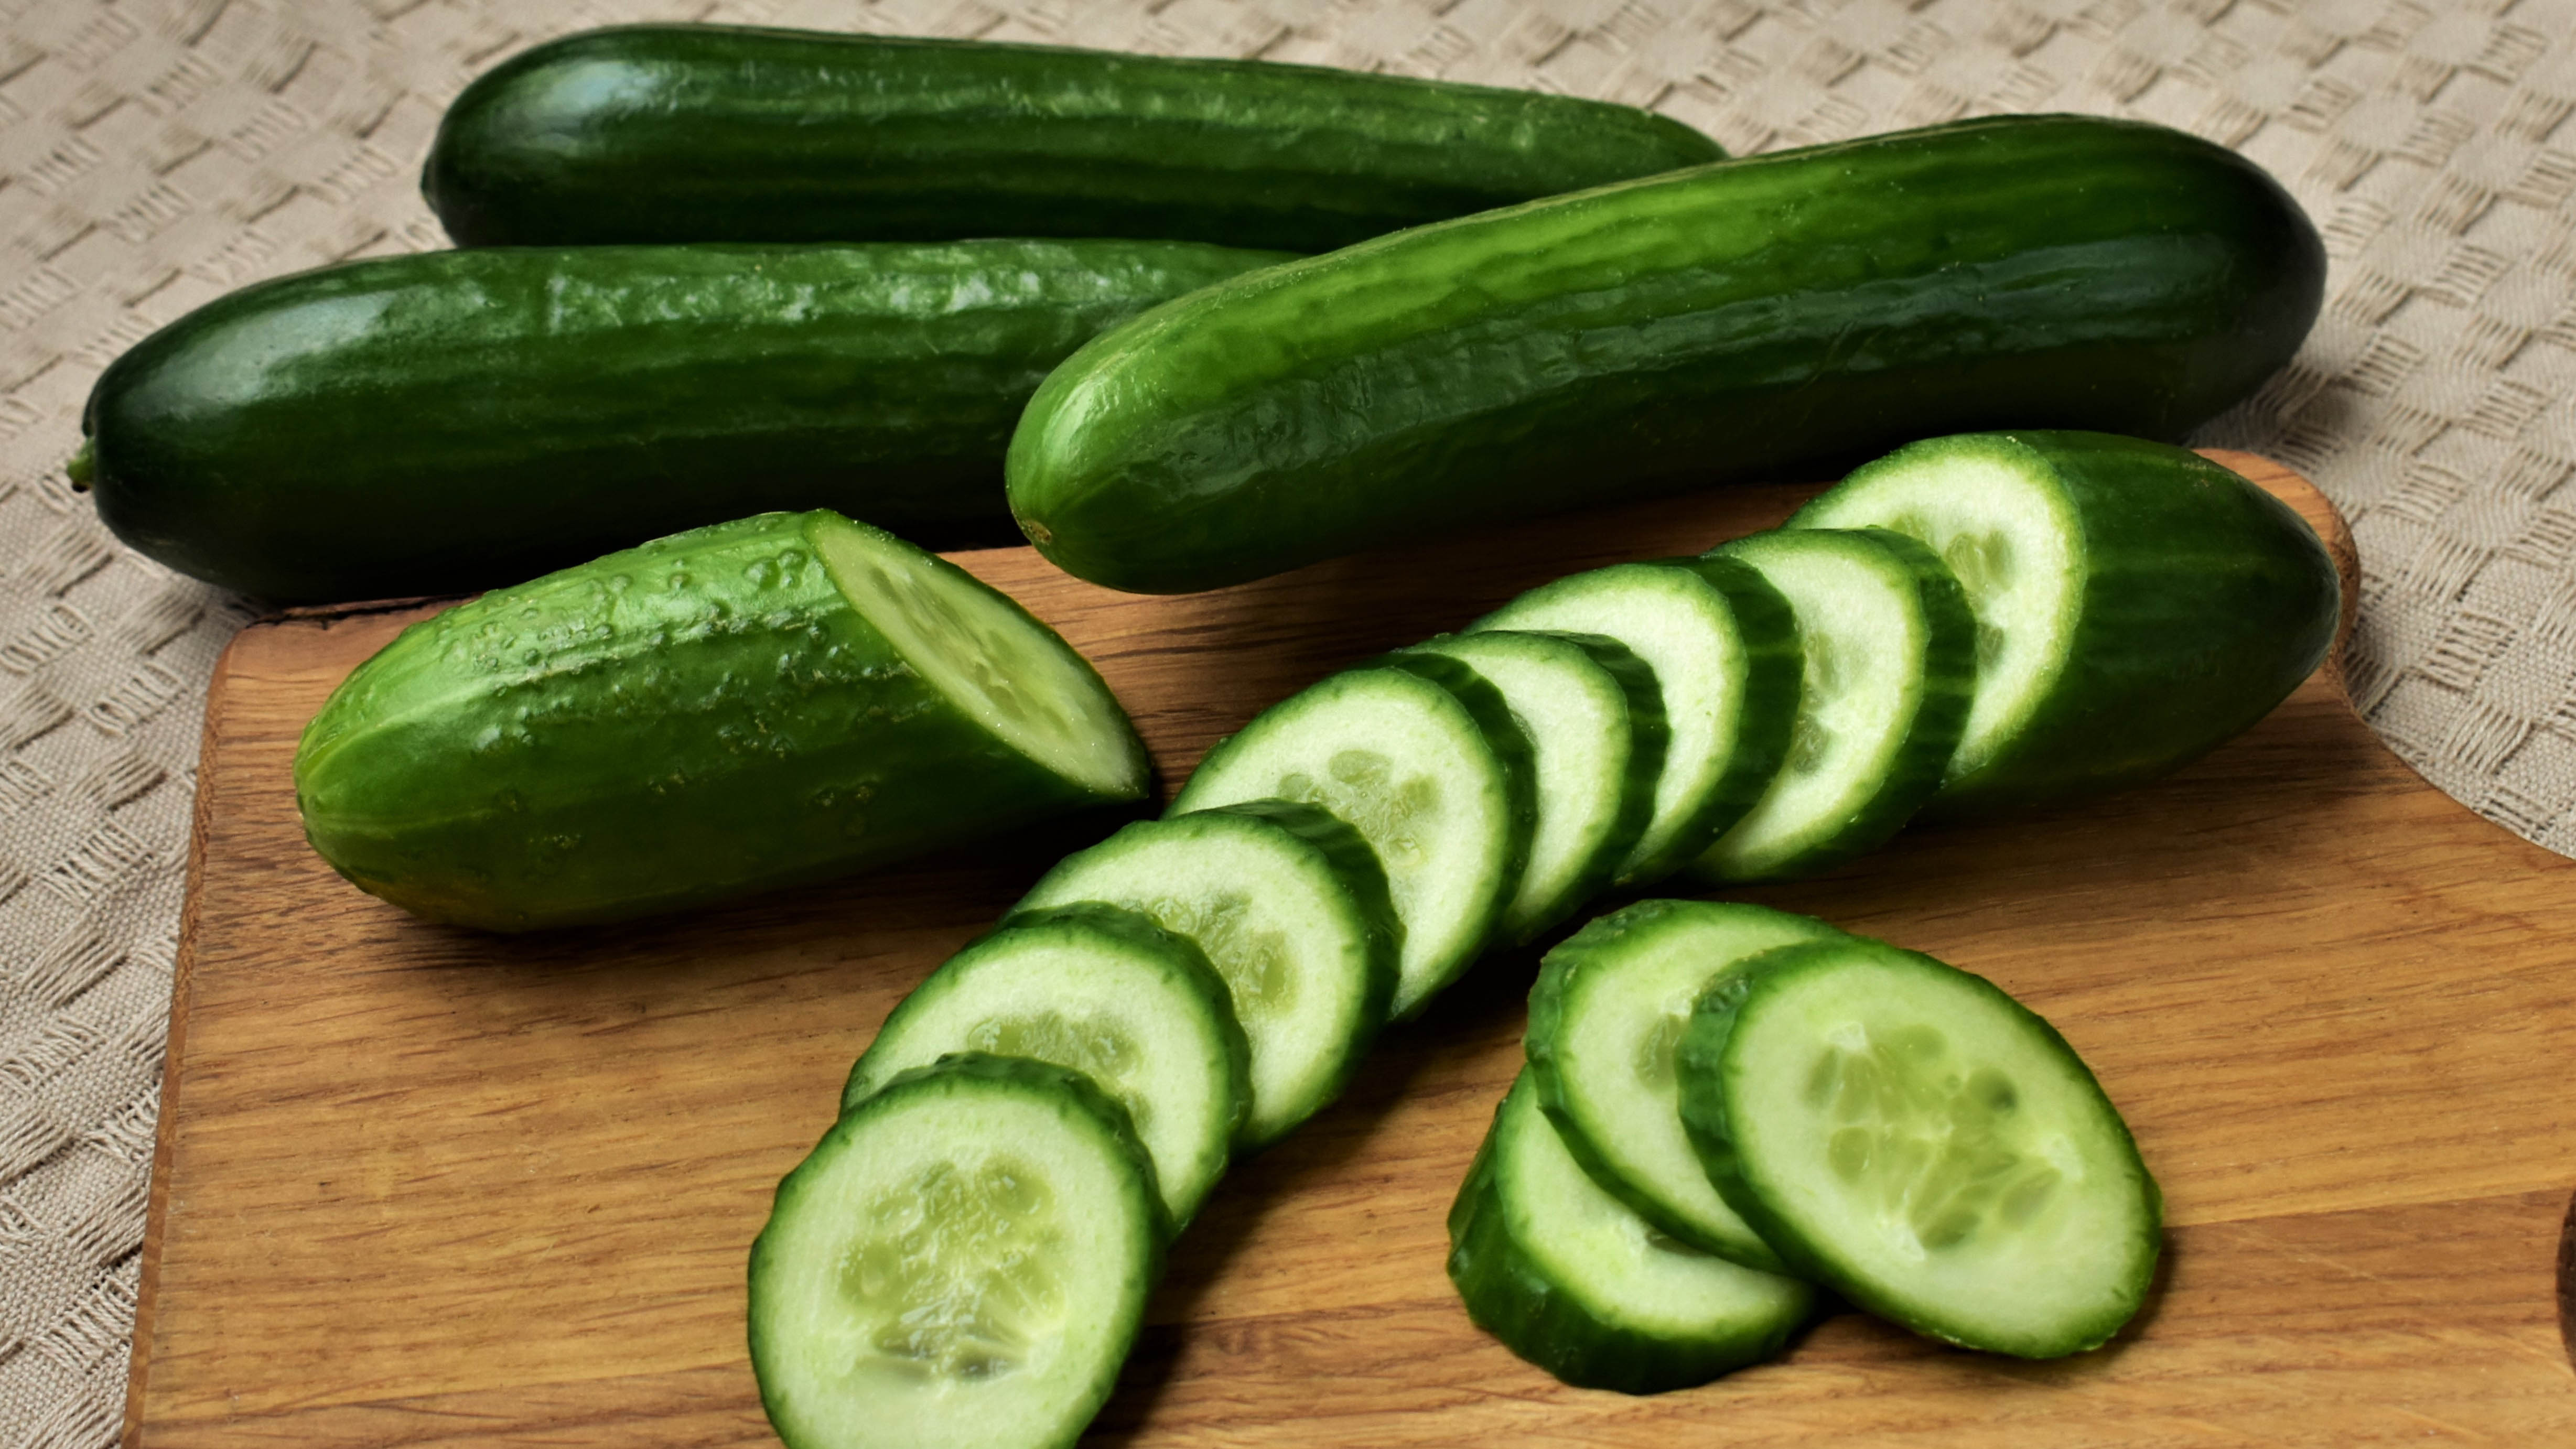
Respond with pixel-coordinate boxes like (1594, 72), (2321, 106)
(81, 239), (1288, 602)
(294, 512), (1146, 932)
(1008, 113), (2326, 594)
(750, 1052), (1167, 1449)
(1794, 431), (2341, 815)
(1625, 557), (1804, 884)
(1674, 939), (2163, 1358)
(424, 25), (1721, 252)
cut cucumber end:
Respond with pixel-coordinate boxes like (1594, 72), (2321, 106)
(811, 511), (1146, 802)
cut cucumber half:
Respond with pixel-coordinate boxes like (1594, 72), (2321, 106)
(1787, 430), (2340, 813)
(1171, 660), (1532, 1021)
(1447, 1070), (1815, 1393)
(1012, 799), (1399, 1149)
(1677, 936), (2162, 1358)
(1469, 557), (1797, 885)
(752, 1053), (1162, 1449)
(840, 903), (1247, 1228)
(1526, 900), (1847, 1271)
(1399, 631), (1667, 944)
(1690, 528), (1974, 883)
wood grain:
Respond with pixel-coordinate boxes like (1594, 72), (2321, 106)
(127, 455), (2576, 1446)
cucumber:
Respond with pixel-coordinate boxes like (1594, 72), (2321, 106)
(1787, 430), (2341, 813)
(1007, 113), (2325, 594)
(1011, 801), (1399, 1149)
(423, 25), (1721, 252)
(295, 510), (1146, 931)
(751, 1053), (1163, 1449)
(78, 239), (1288, 602)
(1690, 529), (1975, 883)
(840, 904), (1246, 1227)
(1398, 632), (1667, 944)
(1170, 659), (1532, 1021)
(1446, 1070), (1815, 1393)
(1471, 559), (1799, 885)
(1525, 901), (1847, 1271)
(1676, 937), (2161, 1358)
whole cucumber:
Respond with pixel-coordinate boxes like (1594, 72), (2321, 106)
(295, 510), (1147, 931)
(422, 24), (1722, 251)
(1006, 114), (2327, 595)
(78, 239), (1288, 603)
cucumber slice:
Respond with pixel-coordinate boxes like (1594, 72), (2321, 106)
(1787, 429), (2341, 813)
(1447, 1070), (1815, 1393)
(1171, 661), (1532, 1021)
(1469, 558), (1798, 885)
(1677, 937), (2162, 1358)
(752, 1053), (1162, 1449)
(1526, 900), (1846, 1271)
(1012, 799), (1399, 1148)
(1690, 528), (1974, 883)
(840, 903), (1247, 1228)
(1399, 631), (1668, 944)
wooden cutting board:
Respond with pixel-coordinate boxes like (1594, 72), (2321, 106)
(127, 453), (2576, 1447)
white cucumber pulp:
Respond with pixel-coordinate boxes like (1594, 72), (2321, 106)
(751, 1054), (1161, 1449)
(1525, 900), (1847, 1271)
(1401, 631), (1665, 944)
(1012, 799), (1399, 1148)
(1171, 663), (1530, 1021)
(1679, 937), (2162, 1358)
(1469, 558), (1795, 885)
(1445, 1070), (1815, 1394)
(1693, 529), (1972, 883)
(840, 902), (1248, 1228)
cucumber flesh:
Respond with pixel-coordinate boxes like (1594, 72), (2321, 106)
(1691, 529), (1973, 883)
(751, 1053), (1163, 1449)
(1400, 631), (1666, 944)
(1171, 664), (1530, 1021)
(1012, 800), (1399, 1148)
(840, 903), (1248, 1228)
(1446, 1070), (1815, 1393)
(1677, 937), (2162, 1358)
(1526, 901), (1846, 1271)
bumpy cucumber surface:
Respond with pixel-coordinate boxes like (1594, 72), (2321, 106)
(425, 25), (1721, 251)
(1171, 660), (1533, 1021)
(1692, 529), (1975, 883)
(751, 1053), (1163, 1449)
(1677, 937), (2162, 1358)
(1788, 430), (2340, 813)
(1526, 901), (1847, 1270)
(1012, 801), (1399, 1149)
(1447, 1070), (1815, 1393)
(1008, 113), (2324, 594)
(295, 510), (1146, 930)
(79, 240), (1286, 602)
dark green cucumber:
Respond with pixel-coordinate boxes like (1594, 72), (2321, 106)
(1787, 431), (2341, 814)
(79, 239), (1287, 602)
(295, 510), (1147, 931)
(1007, 113), (2325, 594)
(423, 25), (1720, 252)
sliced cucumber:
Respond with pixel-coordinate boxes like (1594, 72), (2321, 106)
(1690, 529), (1974, 883)
(1469, 558), (1798, 885)
(752, 1053), (1163, 1449)
(1171, 660), (1532, 1021)
(1399, 631), (1667, 944)
(839, 903), (1247, 1228)
(1677, 936), (2162, 1358)
(1012, 799), (1399, 1148)
(1447, 1070), (1815, 1393)
(1787, 429), (2341, 813)
(1526, 901), (1847, 1271)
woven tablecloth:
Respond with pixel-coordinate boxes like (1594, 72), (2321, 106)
(3, 0), (2572, 1442)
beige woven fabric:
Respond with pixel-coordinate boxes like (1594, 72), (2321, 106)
(2, 0), (2570, 1442)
